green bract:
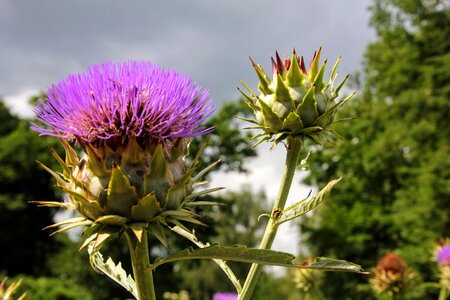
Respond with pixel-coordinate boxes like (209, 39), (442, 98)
(36, 138), (221, 251)
(239, 47), (354, 145)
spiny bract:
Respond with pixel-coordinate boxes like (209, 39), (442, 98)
(239, 47), (354, 146)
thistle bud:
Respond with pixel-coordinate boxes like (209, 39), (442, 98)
(370, 252), (415, 297)
(32, 61), (218, 249)
(240, 47), (353, 145)
(436, 240), (450, 290)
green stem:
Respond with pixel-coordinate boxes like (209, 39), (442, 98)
(439, 287), (449, 300)
(126, 230), (156, 300)
(239, 137), (303, 300)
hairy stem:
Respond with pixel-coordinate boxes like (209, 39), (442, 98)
(126, 230), (156, 300)
(239, 137), (303, 300)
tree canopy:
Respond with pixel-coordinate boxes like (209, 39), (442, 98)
(300, 0), (449, 298)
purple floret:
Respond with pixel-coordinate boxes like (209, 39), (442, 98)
(212, 292), (238, 300)
(32, 61), (213, 144)
(437, 244), (450, 266)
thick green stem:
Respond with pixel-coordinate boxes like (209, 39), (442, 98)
(126, 230), (156, 300)
(239, 137), (303, 300)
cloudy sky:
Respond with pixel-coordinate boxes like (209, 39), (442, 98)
(1, 0), (375, 256)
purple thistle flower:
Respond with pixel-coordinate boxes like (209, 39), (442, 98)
(212, 292), (238, 300)
(437, 244), (450, 266)
(32, 61), (213, 145)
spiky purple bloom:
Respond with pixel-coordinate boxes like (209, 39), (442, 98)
(32, 61), (213, 144)
(437, 244), (450, 266)
(212, 292), (238, 300)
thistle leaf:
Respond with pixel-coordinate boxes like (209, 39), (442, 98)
(149, 244), (366, 274)
(275, 178), (341, 226)
(88, 245), (137, 298)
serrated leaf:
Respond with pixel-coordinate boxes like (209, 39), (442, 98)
(88, 245), (137, 298)
(301, 257), (367, 273)
(276, 178), (341, 226)
(149, 244), (366, 274)
(170, 226), (242, 293)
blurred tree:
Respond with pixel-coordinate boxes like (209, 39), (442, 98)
(0, 101), (63, 276)
(300, 0), (449, 299)
(190, 99), (257, 173)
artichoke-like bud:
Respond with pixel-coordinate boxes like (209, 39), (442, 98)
(370, 252), (415, 297)
(239, 47), (353, 145)
(435, 239), (450, 290)
(32, 61), (218, 250)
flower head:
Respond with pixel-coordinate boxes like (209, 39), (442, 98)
(32, 61), (219, 252)
(437, 244), (450, 266)
(239, 47), (353, 146)
(370, 252), (415, 297)
(32, 61), (213, 147)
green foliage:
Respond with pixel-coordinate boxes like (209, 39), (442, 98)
(300, 0), (449, 299)
(0, 101), (64, 276)
(13, 276), (93, 300)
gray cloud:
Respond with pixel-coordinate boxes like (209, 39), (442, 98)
(1, 0), (374, 108)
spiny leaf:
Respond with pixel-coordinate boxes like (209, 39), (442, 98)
(276, 178), (341, 226)
(276, 178), (341, 225)
(149, 244), (366, 274)
(301, 257), (368, 273)
(88, 245), (137, 298)
(170, 226), (242, 293)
